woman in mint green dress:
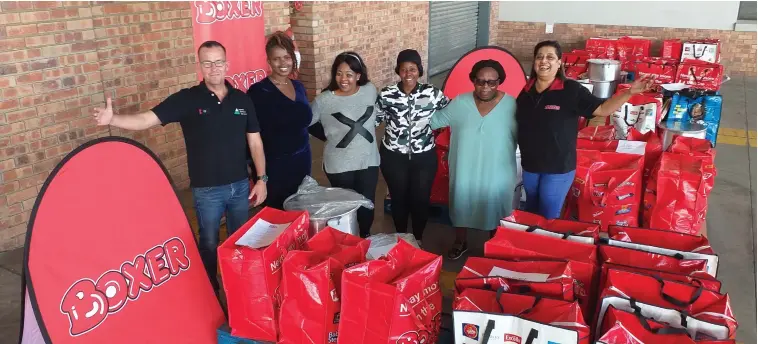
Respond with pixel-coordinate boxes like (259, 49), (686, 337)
(430, 60), (518, 260)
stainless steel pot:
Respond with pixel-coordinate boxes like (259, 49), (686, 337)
(590, 80), (618, 99)
(587, 59), (622, 82)
(658, 121), (707, 151)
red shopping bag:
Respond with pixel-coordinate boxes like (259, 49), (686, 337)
(600, 263), (721, 293)
(501, 210), (600, 243)
(338, 240), (442, 344)
(577, 125), (616, 141)
(454, 288), (590, 344)
(608, 225), (714, 254)
(586, 37), (618, 59)
(635, 57), (679, 85)
(616, 36), (652, 71)
(676, 59), (725, 91)
(430, 129), (450, 205)
(485, 227), (597, 323)
(611, 93), (663, 138)
(454, 257), (575, 302)
(627, 128), (664, 182)
(597, 306), (721, 344)
(662, 39), (684, 60)
(596, 269), (738, 339)
(279, 227), (369, 344)
(571, 150), (644, 229)
(644, 151), (715, 235)
(599, 245), (709, 276)
(218, 207), (310, 341)
(681, 39), (721, 64)
(563, 49), (591, 79)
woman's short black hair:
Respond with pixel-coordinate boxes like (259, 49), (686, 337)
(325, 51), (370, 91)
(469, 59), (506, 84)
(530, 40), (566, 81)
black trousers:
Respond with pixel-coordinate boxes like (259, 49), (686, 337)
(380, 146), (438, 241)
(325, 166), (379, 238)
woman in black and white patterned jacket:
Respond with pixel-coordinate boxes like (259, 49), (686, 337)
(375, 49), (450, 245)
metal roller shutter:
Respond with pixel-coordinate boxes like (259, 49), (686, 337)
(428, 1), (480, 76)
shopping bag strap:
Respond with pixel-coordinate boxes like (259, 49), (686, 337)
(526, 225), (574, 240)
(481, 319), (496, 344)
(632, 302), (690, 336)
(652, 274), (704, 307)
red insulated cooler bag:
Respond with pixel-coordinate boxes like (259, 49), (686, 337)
(485, 227), (597, 323)
(607, 225), (718, 277)
(338, 239), (443, 344)
(279, 227), (370, 344)
(609, 225), (714, 254)
(454, 257), (575, 302)
(596, 269), (738, 340)
(501, 210), (600, 243)
(218, 207), (310, 341)
(577, 125), (616, 141)
(596, 306), (736, 344)
(599, 245), (709, 276)
(454, 288), (590, 344)
(600, 263), (721, 294)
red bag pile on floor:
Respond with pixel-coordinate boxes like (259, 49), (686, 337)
(662, 39), (684, 60)
(565, 150), (644, 230)
(577, 126), (663, 185)
(454, 288), (590, 344)
(643, 136), (716, 235)
(454, 257), (576, 302)
(501, 209), (600, 243)
(218, 207), (310, 341)
(279, 227), (369, 344)
(430, 128), (450, 205)
(484, 227), (598, 323)
(594, 269), (738, 341)
(337, 240), (442, 344)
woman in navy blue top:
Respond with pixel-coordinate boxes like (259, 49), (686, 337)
(247, 31), (313, 209)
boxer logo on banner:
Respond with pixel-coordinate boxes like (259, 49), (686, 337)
(192, 1), (268, 91)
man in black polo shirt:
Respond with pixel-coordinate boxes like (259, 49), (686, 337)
(92, 41), (268, 293)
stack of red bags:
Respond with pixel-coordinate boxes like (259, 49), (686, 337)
(586, 36), (653, 72)
(279, 227), (370, 344)
(594, 226), (737, 343)
(643, 136), (716, 235)
(563, 49), (591, 79)
(468, 216), (598, 339)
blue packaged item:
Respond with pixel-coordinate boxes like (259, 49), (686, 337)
(666, 92), (722, 147)
(218, 323), (266, 344)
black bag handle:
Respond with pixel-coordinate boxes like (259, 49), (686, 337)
(633, 306), (690, 336)
(525, 225), (541, 233)
(653, 274), (704, 307)
(481, 319), (496, 344)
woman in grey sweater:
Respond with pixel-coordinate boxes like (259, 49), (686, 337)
(309, 52), (379, 238)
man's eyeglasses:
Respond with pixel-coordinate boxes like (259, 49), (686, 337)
(474, 78), (499, 87)
(200, 60), (226, 68)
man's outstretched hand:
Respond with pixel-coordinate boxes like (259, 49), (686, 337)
(93, 98), (114, 126)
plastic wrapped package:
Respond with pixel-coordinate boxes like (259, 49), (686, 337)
(284, 176), (374, 236)
(365, 232), (420, 260)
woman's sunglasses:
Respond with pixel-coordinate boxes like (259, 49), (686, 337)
(474, 78), (499, 87)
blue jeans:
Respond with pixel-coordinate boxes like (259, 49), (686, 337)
(192, 178), (250, 291)
(522, 170), (576, 219)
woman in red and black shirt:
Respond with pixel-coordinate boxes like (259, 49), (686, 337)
(515, 40), (653, 219)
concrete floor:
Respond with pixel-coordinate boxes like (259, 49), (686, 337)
(1, 74), (755, 342)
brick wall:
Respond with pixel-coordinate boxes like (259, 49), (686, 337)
(496, 21), (758, 76)
(292, 1), (430, 100)
(0, 1), (293, 251)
